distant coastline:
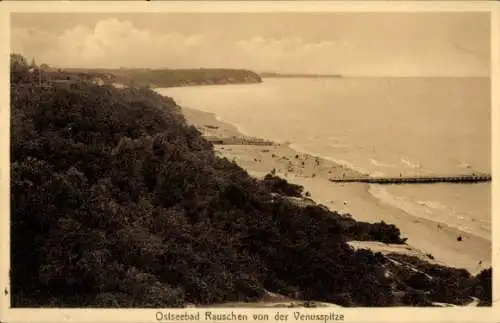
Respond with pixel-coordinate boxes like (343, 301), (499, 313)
(63, 67), (263, 88)
(260, 72), (342, 78)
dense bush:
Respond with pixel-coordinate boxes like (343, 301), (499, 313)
(385, 254), (492, 306)
(471, 268), (492, 306)
(262, 174), (304, 197)
(345, 220), (407, 244)
(10, 55), (491, 307)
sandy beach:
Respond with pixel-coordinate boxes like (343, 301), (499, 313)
(182, 106), (491, 275)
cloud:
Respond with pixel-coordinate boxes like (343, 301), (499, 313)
(12, 18), (206, 68)
(236, 37), (335, 60)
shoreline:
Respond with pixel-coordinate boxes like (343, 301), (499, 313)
(181, 106), (491, 275)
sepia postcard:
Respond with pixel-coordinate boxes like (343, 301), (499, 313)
(0, 1), (499, 323)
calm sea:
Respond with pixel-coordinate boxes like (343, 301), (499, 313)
(156, 77), (491, 240)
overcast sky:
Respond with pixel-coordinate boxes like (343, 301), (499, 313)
(11, 12), (490, 77)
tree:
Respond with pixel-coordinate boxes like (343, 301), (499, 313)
(10, 53), (29, 73)
(10, 53), (30, 83)
(30, 58), (37, 69)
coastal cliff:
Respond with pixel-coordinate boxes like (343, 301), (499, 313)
(64, 67), (262, 88)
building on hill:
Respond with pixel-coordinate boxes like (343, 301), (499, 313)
(92, 77), (105, 86)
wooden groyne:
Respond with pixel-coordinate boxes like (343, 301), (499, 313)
(205, 136), (275, 146)
(329, 174), (491, 184)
